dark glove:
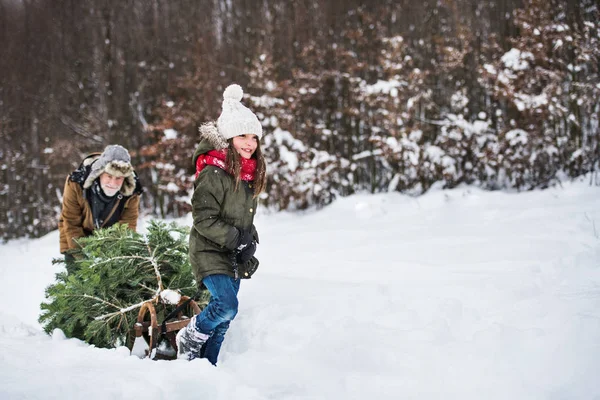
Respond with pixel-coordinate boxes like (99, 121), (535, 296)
(235, 229), (253, 251)
(238, 255), (259, 278)
(237, 240), (257, 264)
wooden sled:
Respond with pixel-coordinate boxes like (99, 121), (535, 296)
(132, 296), (201, 360)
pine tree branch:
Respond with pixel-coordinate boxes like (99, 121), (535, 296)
(88, 255), (153, 269)
(147, 244), (164, 293)
(93, 298), (154, 321)
(81, 294), (120, 310)
(116, 313), (127, 333)
(138, 283), (158, 294)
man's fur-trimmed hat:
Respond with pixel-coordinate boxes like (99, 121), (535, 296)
(83, 145), (136, 196)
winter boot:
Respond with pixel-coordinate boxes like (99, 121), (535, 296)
(176, 315), (210, 360)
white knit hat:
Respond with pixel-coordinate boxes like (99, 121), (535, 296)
(216, 84), (262, 140)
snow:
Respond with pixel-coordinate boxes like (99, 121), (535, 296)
(1, 180), (600, 399)
(514, 92), (548, 111)
(483, 63), (497, 75)
(160, 289), (182, 305)
(451, 90), (469, 110)
(444, 113), (490, 138)
(130, 334), (149, 359)
(425, 145), (444, 163)
(163, 128), (178, 140)
(364, 79), (403, 95)
(553, 39), (563, 50)
(278, 146), (298, 171)
(270, 127), (307, 152)
(501, 48), (534, 71)
(163, 182), (180, 193)
(505, 129), (529, 146)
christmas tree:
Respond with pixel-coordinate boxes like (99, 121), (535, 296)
(39, 221), (208, 349)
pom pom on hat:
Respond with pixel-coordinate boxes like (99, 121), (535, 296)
(217, 84), (262, 141)
(223, 84), (244, 102)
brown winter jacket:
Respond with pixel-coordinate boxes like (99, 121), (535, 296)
(58, 157), (142, 253)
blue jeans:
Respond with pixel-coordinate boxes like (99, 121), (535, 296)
(195, 274), (240, 365)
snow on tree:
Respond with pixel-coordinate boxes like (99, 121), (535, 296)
(480, 0), (600, 188)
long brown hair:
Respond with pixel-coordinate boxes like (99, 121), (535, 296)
(226, 139), (267, 198)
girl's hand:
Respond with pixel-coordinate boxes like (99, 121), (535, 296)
(236, 229), (253, 250)
(237, 240), (257, 264)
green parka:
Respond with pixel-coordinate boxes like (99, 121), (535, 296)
(189, 122), (259, 284)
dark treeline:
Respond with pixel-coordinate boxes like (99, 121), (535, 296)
(1, 0), (598, 240)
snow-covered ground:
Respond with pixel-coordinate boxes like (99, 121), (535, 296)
(1, 179), (599, 399)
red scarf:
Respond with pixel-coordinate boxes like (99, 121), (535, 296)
(195, 149), (256, 181)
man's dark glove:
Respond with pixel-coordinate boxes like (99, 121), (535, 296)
(237, 240), (257, 264)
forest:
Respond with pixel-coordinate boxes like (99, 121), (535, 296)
(1, 0), (598, 240)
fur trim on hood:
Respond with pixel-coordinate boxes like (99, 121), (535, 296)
(199, 121), (228, 150)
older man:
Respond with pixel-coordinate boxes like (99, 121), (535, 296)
(58, 145), (142, 271)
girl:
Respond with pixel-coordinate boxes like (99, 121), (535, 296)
(176, 84), (266, 365)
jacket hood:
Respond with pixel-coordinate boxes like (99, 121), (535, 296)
(193, 121), (228, 164)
